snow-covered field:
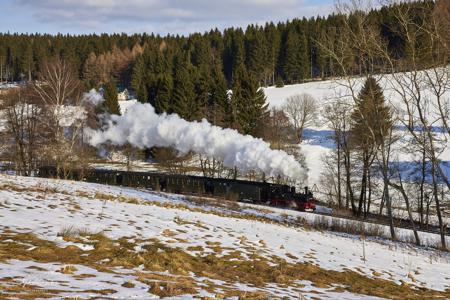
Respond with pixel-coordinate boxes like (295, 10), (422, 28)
(0, 174), (449, 299)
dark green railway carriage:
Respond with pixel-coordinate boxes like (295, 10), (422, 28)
(37, 167), (292, 204)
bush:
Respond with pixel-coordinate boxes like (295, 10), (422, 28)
(275, 78), (284, 88)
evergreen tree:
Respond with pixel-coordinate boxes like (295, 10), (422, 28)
(190, 35), (212, 68)
(232, 64), (268, 136)
(131, 56), (148, 103)
(83, 52), (100, 88)
(298, 32), (310, 79)
(351, 76), (392, 148)
(231, 29), (246, 83)
(0, 1), (438, 82)
(194, 66), (212, 116)
(210, 63), (231, 126)
(246, 25), (266, 84)
(20, 43), (34, 81)
(103, 80), (121, 115)
(283, 29), (301, 83)
(350, 76), (392, 217)
(172, 56), (198, 121)
(264, 22), (281, 86)
(154, 73), (172, 114)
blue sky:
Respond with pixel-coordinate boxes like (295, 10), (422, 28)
(0, 0), (335, 35)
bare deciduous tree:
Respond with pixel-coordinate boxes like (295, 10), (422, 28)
(34, 57), (88, 178)
(323, 100), (353, 209)
(381, 1), (449, 248)
(0, 85), (42, 176)
(282, 93), (317, 143)
(264, 108), (292, 149)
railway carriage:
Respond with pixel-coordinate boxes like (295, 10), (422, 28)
(38, 166), (316, 211)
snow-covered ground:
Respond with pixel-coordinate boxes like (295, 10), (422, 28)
(0, 174), (449, 299)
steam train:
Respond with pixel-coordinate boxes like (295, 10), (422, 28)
(37, 167), (316, 211)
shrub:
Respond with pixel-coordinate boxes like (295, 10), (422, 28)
(275, 78), (284, 88)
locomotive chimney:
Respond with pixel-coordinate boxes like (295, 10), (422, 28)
(304, 186), (308, 194)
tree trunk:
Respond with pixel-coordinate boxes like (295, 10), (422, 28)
(337, 137), (342, 208)
(390, 179), (420, 246)
(365, 170), (372, 218)
(384, 181), (396, 240)
(344, 152), (355, 213)
(431, 161), (446, 249)
(419, 147), (426, 226)
(358, 156), (368, 217)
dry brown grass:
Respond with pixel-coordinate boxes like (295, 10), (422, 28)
(0, 279), (63, 299)
(309, 215), (385, 237)
(185, 195), (240, 210)
(58, 265), (77, 274)
(121, 281), (135, 288)
(57, 225), (104, 244)
(94, 192), (116, 201)
(0, 231), (449, 299)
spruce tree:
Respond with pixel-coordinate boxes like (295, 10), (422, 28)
(21, 43), (34, 81)
(103, 80), (121, 115)
(264, 22), (281, 86)
(131, 56), (148, 103)
(351, 76), (392, 148)
(350, 77), (392, 217)
(246, 26), (266, 84)
(283, 29), (301, 83)
(298, 32), (310, 80)
(172, 56), (198, 121)
(232, 64), (268, 136)
(194, 66), (211, 117)
(154, 73), (172, 114)
(231, 29), (246, 83)
(210, 63), (231, 126)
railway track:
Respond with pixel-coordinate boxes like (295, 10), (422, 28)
(310, 188), (449, 237)
(312, 209), (450, 237)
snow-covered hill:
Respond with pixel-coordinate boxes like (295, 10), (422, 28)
(262, 74), (450, 187)
(0, 174), (449, 299)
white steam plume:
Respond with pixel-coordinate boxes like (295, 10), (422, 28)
(86, 102), (306, 180)
(82, 89), (104, 106)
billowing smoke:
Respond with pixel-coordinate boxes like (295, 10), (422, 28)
(86, 102), (306, 180)
(82, 89), (105, 106)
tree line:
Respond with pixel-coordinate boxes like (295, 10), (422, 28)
(0, 1), (440, 138)
(0, 0), (438, 87)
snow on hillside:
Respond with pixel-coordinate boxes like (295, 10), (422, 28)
(262, 73), (450, 187)
(0, 174), (449, 299)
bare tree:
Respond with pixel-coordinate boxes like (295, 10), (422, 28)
(316, 0), (397, 238)
(264, 108), (292, 149)
(34, 57), (87, 178)
(282, 93), (317, 143)
(381, 2), (449, 248)
(323, 100), (353, 208)
(0, 85), (42, 175)
(199, 155), (226, 178)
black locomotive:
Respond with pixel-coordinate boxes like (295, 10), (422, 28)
(38, 166), (316, 211)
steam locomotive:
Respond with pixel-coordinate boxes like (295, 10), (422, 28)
(37, 167), (316, 211)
